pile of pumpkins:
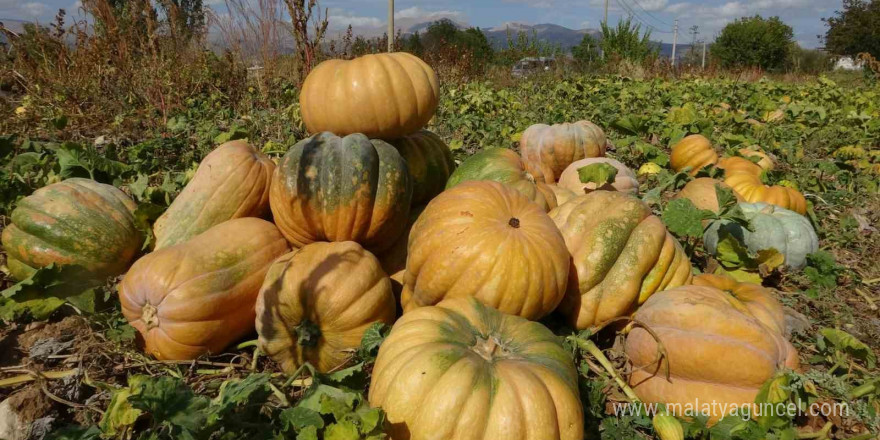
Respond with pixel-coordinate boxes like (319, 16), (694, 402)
(1, 53), (813, 438)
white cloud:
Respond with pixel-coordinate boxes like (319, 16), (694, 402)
(638, 0), (669, 11)
(21, 1), (50, 17)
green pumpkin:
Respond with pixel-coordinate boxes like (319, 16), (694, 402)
(704, 202), (818, 270)
(269, 132), (412, 252)
(2, 178), (143, 281)
(445, 147), (557, 212)
(388, 130), (455, 204)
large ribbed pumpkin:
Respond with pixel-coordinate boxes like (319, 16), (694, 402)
(720, 157), (807, 214)
(557, 157), (639, 195)
(300, 52), (440, 139)
(153, 140), (275, 249)
(626, 280), (799, 422)
(675, 178), (743, 213)
(402, 181), (569, 320)
(119, 218), (289, 360)
(378, 205), (425, 300)
(269, 132), (412, 252)
(2, 178), (142, 281)
(255, 241), (396, 373)
(520, 121), (607, 183)
(670, 134), (718, 175)
(704, 202), (819, 270)
(549, 191), (692, 329)
(446, 147), (557, 212)
(388, 130), (455, 204)
(738, 147), (775, 171)
(369, 297), (583, 440)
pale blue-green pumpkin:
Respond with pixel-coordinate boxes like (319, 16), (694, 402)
(704, 202), (819, 270)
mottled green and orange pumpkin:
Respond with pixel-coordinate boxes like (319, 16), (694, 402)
(445, 147), (557, 212)
(255, 241), (396, 373)
(675, 178), (742, 213)
(119, 218), (290, 360)
(153, 140), (275, 249)
(403, 181), (569, 320)
(626, 276), (799, 422)
(388, 130), (455, 204)
(520, 120), (608, 183)
(369, 297), (584, 440)
(269, 132), (412, 252)
(300, 52), (440, 139)
(549, 191), (693, 329)
(2, 178), (142, 281)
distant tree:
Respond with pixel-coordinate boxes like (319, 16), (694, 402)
(599, 18), (658, 62)
(788, 45), (834, 74)
(711, 15), (794, 70)
(460, 27), (494, 62)
(424, 19), (461, 47)
(403, 31), (424, 56)
(823, 0), (880, 58)
(422, 19), (495, 63)
(572, 34), (600, 66)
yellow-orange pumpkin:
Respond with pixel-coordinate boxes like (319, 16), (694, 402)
(557, 158), (639, 195)
(255, 241), (396, 373)
(675, 178), (743, 213)
(153, 140), (275, 249)
(720, 157), (807, 214)
(378, 205), (425, 301)
(738, 147), (775, 171)
(670, 135), (718, 175)
(520, 121), (607, 183)
(369, 297), (584, 440)
(549, 191), (692, 329)
(626, 278), (799, 422)
(300, 53), (439, 139)
(388, 130), (455, 204)
(402, 181), (569, 320)
(119, 218), (290, 360)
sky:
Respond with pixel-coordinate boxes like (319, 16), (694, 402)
(0, 0), (843, 49)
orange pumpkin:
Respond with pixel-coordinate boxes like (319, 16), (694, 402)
(255, 241), (396, 373)
(557, 158), (639, 195)
(300, 53), (439, 139)
(548, 184), (578, 206)
(369, 297), (584, 440)
(670, 135), (718, 175)
(402, 181), (569, 320)
(738, 147), (775, 171)
(378, 205), (425, 300)
(119, 218), (290, 360)
(550, 191), (692, 329)
(626, 277), (799, 422)
(153, 140), (275, 249)
(720, 158), (807, 214)
(675, 178), (743, 213)
(520, 121), (607, 183)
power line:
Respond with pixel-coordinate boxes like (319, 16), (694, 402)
(614, 0), (675, 34)
(627, 0), (675, 28)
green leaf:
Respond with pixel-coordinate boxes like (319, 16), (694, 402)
(213, 126), (249, 144)
(0, 264), (101, 321)
(577, 163), (618, 187)
(661, 198), (714, 238)
(324, 420), (361, 440)
(818, 328), (877, 369)
(354, 406), (384, 434)
(45, 425), (102, 440)
(128, 376), (210, 433)
(280, 407), (325, 432)
(296, 425), (319, 440)
(357, 322), (389, 362)
(99, 381), (144, 436)
(713, 230), (752, 269)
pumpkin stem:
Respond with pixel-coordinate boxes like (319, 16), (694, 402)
(472, 336), (504, 361)
(296, 320), (322, 348)
(141, 304), (159, 330)
(508, 218), (520, 228)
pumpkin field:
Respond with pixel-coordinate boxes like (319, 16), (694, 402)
(0, 53), (879, 440)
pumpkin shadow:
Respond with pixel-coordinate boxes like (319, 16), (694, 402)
(256, 246), (368, 373)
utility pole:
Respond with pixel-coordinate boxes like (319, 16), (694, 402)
(671, 19), (679, 67)
(701, 40), (707, 70)
(604, 0), (609, 24)
(388, 0), (394, 52)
